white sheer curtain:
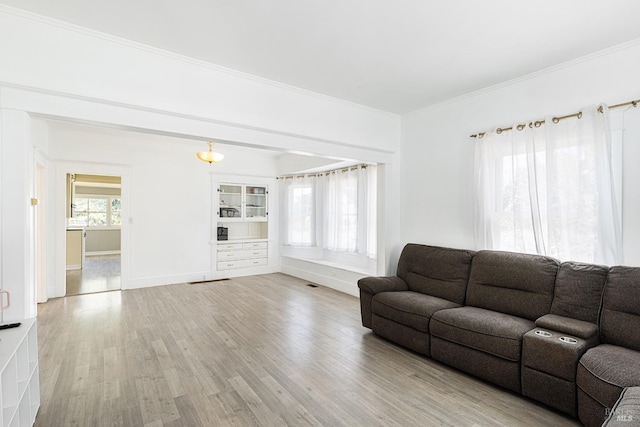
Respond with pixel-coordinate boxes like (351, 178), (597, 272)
(365, 165), (377, 258)
(323, 165), (377, 258)
(280, 164), (377, 260)
(323, 169), (357, 252)
(280, 175), (319, 247)
(474, 105), (622, 265)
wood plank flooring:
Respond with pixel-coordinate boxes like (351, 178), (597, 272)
(66, 255), (121, 296)
(35, 273), (580, 426)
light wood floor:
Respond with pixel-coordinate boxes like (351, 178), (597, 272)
(36, 273), (579, 426)
(66, 255), (121, 296)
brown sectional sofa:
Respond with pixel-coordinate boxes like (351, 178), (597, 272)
(358, 244), (640, 427)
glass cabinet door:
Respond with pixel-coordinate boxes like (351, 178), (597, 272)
(245, 185), (267, 219)
(219, 184), (243, 218)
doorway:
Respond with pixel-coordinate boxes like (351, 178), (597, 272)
(65, 173), (122, 295)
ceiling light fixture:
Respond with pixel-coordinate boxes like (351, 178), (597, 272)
(197, 141), (224, 163)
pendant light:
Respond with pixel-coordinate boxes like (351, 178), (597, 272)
(197, 141), (224, 163)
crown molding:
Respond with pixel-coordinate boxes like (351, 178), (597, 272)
(0, 4), (399, 119)
(407, 37), (640, 115)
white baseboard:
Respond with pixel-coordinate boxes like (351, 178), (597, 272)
(280, 263), (360, 297)
(86, 250), (121, 256)
(125, 271), (211, 289)
(124, 265), (281, 289)
(210, 265), (278, 281)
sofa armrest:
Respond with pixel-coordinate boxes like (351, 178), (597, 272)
(536, 314), (599, 340)
(358, 276), (408, 329)
(357, 276), (408, 295)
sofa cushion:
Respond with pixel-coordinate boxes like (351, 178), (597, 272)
(551, 261), (608, 324)
(430, 306), (535, 362)
(578, 344), (640, 411)
(372, 291), (460, 333)
(601, 267), (640, 351)
(397, 244), (474, 305)
(602, 387), (640, 426)
(465, 250), (559, 320)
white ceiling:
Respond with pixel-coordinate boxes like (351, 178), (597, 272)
(3, 0), (640, 113)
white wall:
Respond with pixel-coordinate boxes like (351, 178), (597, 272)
(400, 40), (640, 267)
(48, 123), (281, 295)
(276, 154), (342, 175)
(0, 110), (35, 321)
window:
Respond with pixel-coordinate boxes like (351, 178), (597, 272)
(110, 198), (122, 226)
(74, 196), (122, 227)
(280, 164), (377, 261)
(474, 106), (621, 264)
(324, 168), (360, 253)
(284, 180), (315, 246)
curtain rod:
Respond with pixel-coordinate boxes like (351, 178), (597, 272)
(470, 99), (639, 139)
(276, 164), (369, 180)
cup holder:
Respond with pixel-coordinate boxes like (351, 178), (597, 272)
(535, 330), (552, 337)
(559, 337), (577, 344)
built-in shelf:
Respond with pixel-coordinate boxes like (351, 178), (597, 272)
(218, 183), (267, 222)
(0, 318), (39, 427)
(216, 181), (271, 276)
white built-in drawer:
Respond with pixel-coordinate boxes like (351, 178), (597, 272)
(217, 242), (243, 251)
(218, 249), (267, 260)
(243, 241), (267, 250)
(217, 257), (267, 271)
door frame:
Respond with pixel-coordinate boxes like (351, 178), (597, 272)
(55, 161), (130, 298)
(34, 153), (48, 303)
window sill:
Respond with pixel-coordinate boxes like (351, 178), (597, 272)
(85, 226), (121, 231)
(282, 254), (375, 276)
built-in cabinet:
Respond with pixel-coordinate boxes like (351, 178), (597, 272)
(216, 241), (268, 271)
(218, 184), (267, 221)
(216, 181), (271, 274)
(65, 228), (85, 270)
(0, 319), (39, 427)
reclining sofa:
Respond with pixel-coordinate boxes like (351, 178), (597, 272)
(358, 244), (640, 427)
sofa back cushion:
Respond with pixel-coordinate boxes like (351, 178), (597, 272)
(397, 244), (475, 305)
(600, 266), (640, 351)
(551, 261), (608, 324)
(466, 250), (559, 320)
